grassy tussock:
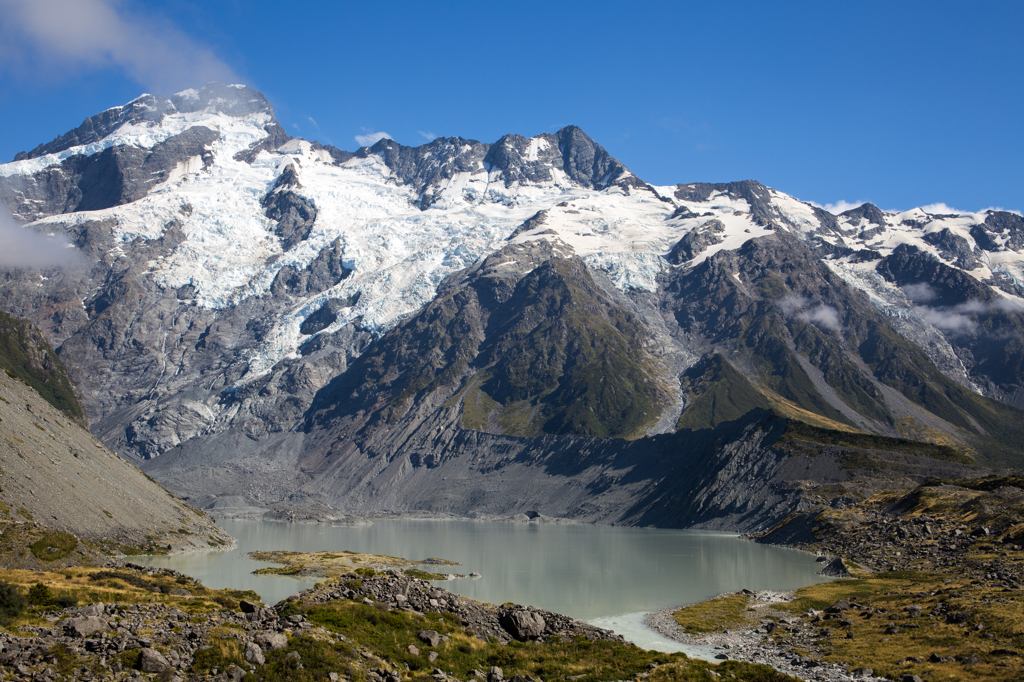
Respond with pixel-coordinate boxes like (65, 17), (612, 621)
(672, 593), (752, 634)
(28, 531), (78, 562)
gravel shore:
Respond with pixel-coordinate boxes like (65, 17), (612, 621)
(643, 591), (890, 682)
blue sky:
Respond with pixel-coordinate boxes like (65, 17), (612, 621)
(0, 0), (1021, 213)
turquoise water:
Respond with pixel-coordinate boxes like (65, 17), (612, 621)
(137, 518), (828, 651)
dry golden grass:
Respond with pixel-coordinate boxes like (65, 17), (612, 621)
(248, 549), (456, 578)
(672, 593), (753, 635)
(772, 570), (1024, 681)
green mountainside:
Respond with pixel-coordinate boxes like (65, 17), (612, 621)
(310, 244), (669, 439)
(0, 310), (86, 426)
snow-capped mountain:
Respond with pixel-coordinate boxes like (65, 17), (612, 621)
(2, 83), (1022, 528)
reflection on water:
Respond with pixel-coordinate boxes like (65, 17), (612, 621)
(137, 518), (828, 624)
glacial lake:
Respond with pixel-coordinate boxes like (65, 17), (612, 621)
(136, 518), (829, 653)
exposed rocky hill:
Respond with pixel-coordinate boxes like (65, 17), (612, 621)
(0, 347), (231, 552)
(1, 83), (1023, 530)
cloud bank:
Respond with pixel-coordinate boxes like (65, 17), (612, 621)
(0, 0), (238, 94)
(902, 283), (1022, 333)
(0, 208), (81, 269)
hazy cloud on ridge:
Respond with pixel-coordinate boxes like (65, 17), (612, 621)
(0, 0), (238, 94)
(779, 295), (842, 332)
(0, 207), (81, 269)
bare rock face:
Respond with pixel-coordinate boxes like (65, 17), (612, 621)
(667, 218), (725, 263)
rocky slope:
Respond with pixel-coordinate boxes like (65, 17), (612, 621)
(0, 333), (230, 550)
(1, 83), (1023, 530)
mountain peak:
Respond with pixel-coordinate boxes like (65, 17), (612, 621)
(15, 82), (278, 163)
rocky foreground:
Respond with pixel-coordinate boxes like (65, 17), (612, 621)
(0, 562), (795, 682)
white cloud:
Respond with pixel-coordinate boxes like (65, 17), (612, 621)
(902, 282), (937, 303)
(418, 131), (437, 142)
(0, 207), (81, 268)
(920, 203), (963, 215)
(355, 131), (391, 147)
(778, 295), (842, 332)
(807, 200), (867, 215)
(909, 294), (1023, 335)
(0, 0), (238, 94)
(307, 117), (320, 131)
(919, 307), (977, 333)
(804, 305), (842, 331)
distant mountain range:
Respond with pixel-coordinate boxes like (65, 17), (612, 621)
(2, 83), (1022, 529)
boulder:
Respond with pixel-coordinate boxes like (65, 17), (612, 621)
(253, 630), (288, 650)
(818, 557), (851, 578)
(239, 600), (259, 613)
(65, 616), (107, 638)
(245, 641), (265, 665)
(418, 629), (441, 647)
(499, 609), (545, 641)
(139, 648), (169, 673)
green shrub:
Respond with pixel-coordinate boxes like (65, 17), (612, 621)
(27, 582), (52, 605)
(0, 581), (27, 623)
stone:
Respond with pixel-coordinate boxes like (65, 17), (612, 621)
(428, 651), (438, 662)
(826, 600), (850, 613)
(418, 629), (441, 647)
(225, 665), (246, 682)
(168, 589), (190, 597)
(851, 666), (873, 677)
(499, 609), (546, 641)
(253, 631), (288, 650)
(408, 645), (420, 656)
(66, 617), (107, 638)
(245, 642), (265, 665)
(901, 676), (923, 682)
(139, 648), (169, 673)
(488, 666), (504, 682)
(77, 603), (104, 617)
(239, 600), (259, 614)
